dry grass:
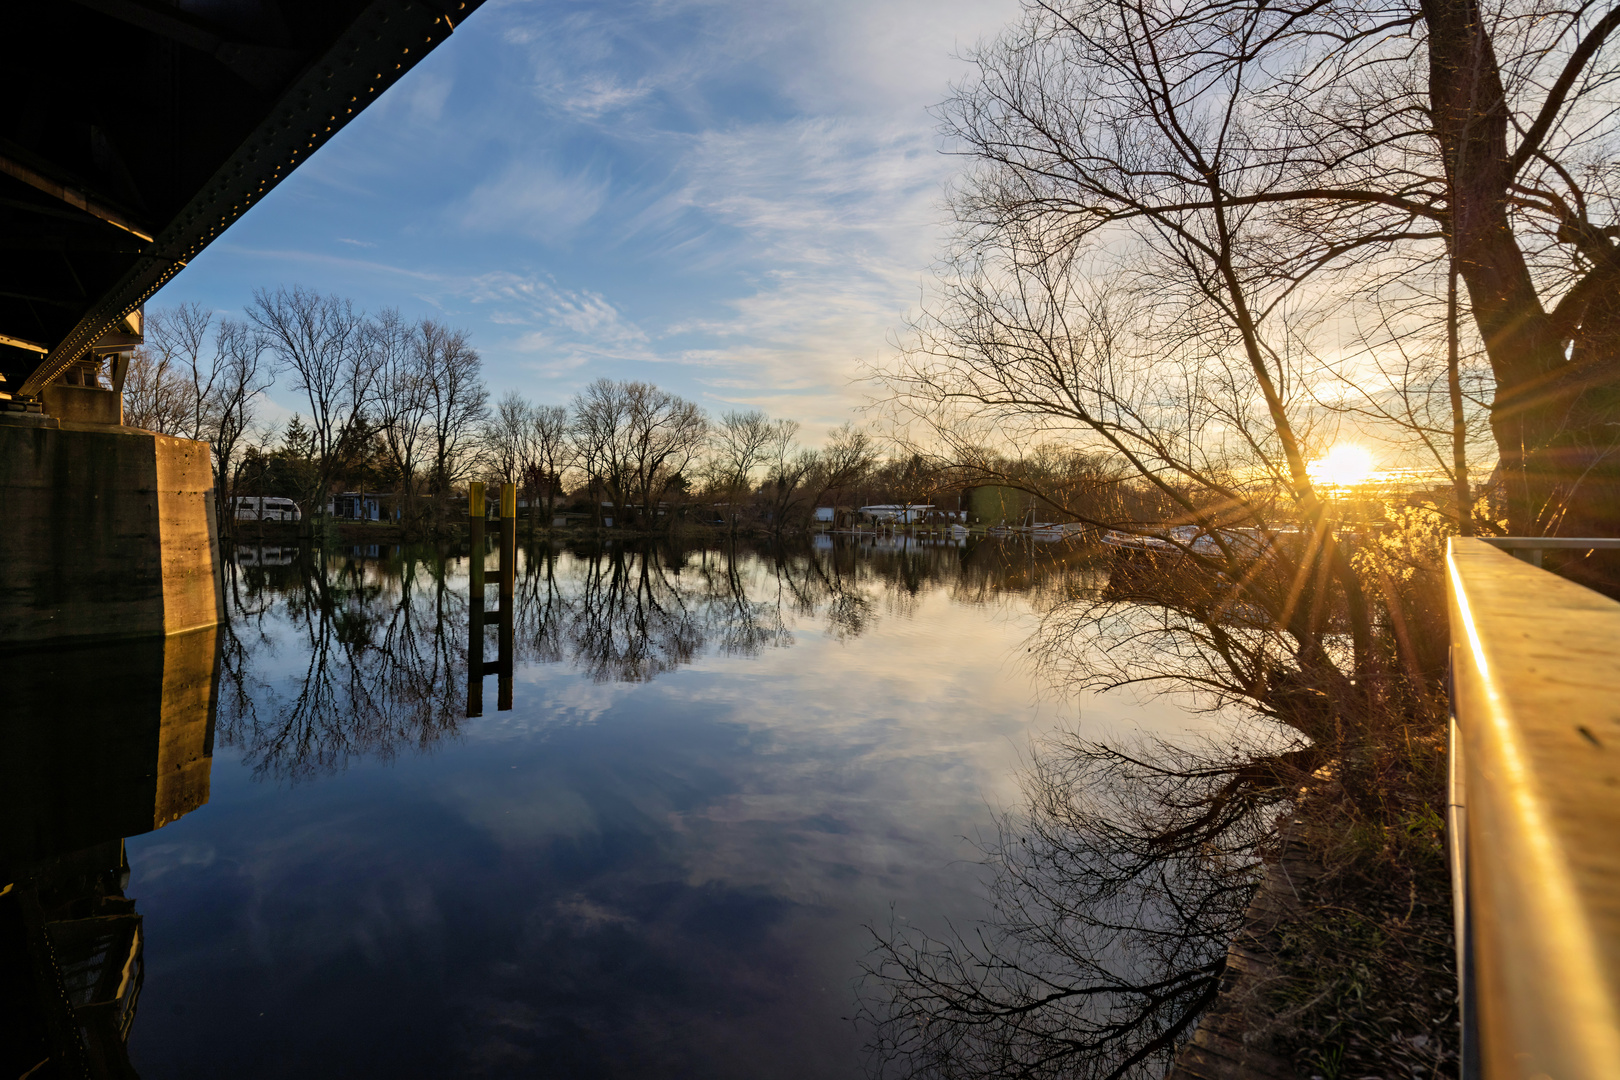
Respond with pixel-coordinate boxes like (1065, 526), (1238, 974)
(1264, 733), (1459, 1080)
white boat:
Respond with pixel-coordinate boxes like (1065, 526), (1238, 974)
(1101, 525), (1275, 559)
(1027, 522), (1089, 540)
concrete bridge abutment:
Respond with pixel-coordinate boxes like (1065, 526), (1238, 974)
(0, 415), (224, 648)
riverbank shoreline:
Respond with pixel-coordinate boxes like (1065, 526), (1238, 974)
(222, 519), (1007, 547)
(1169, 763), (1458, 1080)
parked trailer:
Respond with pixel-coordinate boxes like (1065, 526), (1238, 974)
(233, 496), (302, 522)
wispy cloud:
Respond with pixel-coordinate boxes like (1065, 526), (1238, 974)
(452, 162), (613, 245)
(461, 272), (656, 376)
(154, 0), (1021, 438)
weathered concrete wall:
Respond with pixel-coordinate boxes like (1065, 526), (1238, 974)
(153, 431), (225, 638)
(0, 417), (223, 646)
(41, 384), (122, 426)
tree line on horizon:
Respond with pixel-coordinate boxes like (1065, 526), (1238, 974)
(124, 287), (929, 535)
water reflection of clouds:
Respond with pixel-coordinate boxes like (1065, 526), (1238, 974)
(127, 540), (1237, 1077)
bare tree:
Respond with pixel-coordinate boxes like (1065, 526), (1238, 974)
(623, 381), (708, 528)
(207, 319), (271, 533)
(132, 303), (215, 436)
(484, 391), (531, 483)
(570, 378), (635, 526)
(371, 308), (430, 530)
(942, 0), (1620, 563)
(142, 301), (218, 442)
(567, 380), (706, 530)
(249, 286), (378, 517)
(883, 0), (1422, 725)
(809, 422), (877, 512)
(760, 419), (819, 533)
(139, 303), (269, 527)
(120, 344), (187, 435)
(417, 318), (488, 514)
(707, 409), (774, 525)
(529, 402), (573, 527)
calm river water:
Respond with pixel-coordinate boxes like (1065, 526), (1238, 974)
(16, 538), (1229, 1078)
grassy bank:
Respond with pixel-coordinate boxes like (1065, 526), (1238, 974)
(1264, 747), (1458, 1079)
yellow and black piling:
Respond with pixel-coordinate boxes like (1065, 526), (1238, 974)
(466, 482), (518, 717)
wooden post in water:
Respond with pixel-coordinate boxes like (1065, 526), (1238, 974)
(466, 482), (485, 718)
(498, 482), (516, 711)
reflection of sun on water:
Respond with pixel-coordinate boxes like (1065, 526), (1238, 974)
(1308, 445), (1376, 487)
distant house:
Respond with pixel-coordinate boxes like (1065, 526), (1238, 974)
(326, 492), (386, 521)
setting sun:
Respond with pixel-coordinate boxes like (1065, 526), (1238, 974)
(1309, 444), (1377, 487)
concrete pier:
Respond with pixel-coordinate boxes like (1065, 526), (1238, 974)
(0, 416), (223, 647)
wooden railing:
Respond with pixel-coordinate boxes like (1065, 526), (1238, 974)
(1446, 538), (1620, 1079)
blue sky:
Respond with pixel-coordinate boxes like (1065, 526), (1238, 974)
(151, 0), (1021, 440)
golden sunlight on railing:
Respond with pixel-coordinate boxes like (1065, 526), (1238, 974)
(1447, 538), (1620, 1080)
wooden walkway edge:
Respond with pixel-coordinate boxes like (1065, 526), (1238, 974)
(1165, 818), (1317, 1080)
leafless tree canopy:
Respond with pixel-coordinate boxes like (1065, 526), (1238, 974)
(144, 288), (892, 539)
(709, 409), (775, 499)
(372, 307), (431, 517)
(416, 318), (489, 499)
(486, 390), (539, 485)
(909, 0), (1620, 549)
(249, 286), (380, 508)
(566, 379), (709, 527)
(127, 303), (270, 528)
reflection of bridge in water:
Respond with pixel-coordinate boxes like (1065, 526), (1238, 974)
(0, 627), (219, 1077)
(1, 5), (485, 1071)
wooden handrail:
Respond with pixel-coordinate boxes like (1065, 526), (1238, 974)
(1447, 538), (1620, 1079)
(1478, 535), (1620, 568)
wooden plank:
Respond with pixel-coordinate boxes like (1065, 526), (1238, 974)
(1447, 537), (1620, 1079)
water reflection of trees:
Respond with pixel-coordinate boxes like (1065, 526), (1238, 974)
(859, 547), (1339, 1080)
(218, 547), (470, 781)
(213, 537), (1297, 1075)
(217, 537), (1080, 779)
(862, 728), (1304, 1080)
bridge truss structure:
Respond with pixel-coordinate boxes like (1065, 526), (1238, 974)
(1, 0), (486, 407)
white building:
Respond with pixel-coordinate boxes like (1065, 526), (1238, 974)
(858, 504), (934, 524)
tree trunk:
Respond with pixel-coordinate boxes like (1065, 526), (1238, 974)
(1426, 0), (1620, 569)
